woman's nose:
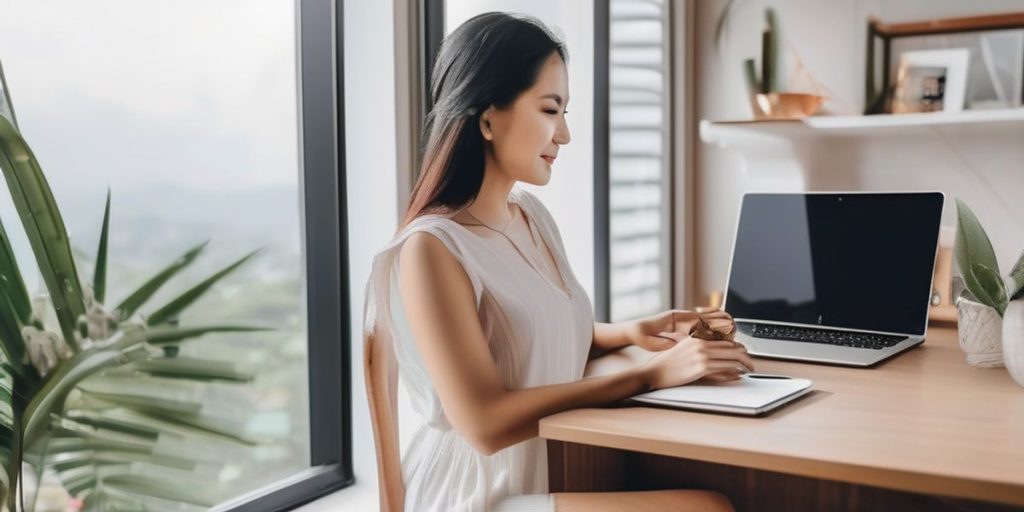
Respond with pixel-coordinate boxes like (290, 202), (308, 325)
(554, 116), (571, 145)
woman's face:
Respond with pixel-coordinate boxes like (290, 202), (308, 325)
(480, 52), (571, 186)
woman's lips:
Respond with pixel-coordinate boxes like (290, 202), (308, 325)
(541, 155), (556, 164)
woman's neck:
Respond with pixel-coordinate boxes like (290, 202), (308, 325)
(465, 164), (516, 226)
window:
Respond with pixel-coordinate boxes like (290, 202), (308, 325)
(606, 0), (672, 321)
(0, 1), (350, 509)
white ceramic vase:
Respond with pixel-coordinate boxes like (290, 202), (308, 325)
(956, 299), (1004, 368)
(1002, 299), (1024, 387)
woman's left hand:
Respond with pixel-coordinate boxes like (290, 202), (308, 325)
(625, 309), (735, 352)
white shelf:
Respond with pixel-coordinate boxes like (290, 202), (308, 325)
(701, 107), (1024, 143)
(698, 107), (1024, 192)
(806, 108), (1024, 132)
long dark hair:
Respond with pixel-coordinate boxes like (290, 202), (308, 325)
(399, 12), (567, 230)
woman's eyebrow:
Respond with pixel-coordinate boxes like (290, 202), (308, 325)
(540, 93), (567, 105)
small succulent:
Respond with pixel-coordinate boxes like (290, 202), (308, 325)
(742, 8), (780, 97)
(954, 198), (1024, 316)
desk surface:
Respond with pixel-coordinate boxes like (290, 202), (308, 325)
(539, 327), (1024, 506)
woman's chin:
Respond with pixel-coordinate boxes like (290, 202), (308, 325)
(527, 167), (553, 186)
(524, 175), (551, 186)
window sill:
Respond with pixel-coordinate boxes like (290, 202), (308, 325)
(293, 479), (378, 511)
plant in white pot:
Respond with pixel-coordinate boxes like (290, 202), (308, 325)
(953, 199), (1024, 386)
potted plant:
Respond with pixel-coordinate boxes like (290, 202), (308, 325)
(953, 199), (1024, 386)
(1, 62), (273, 510)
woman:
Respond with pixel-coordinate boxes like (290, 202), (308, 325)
(365, 12), (752, 512)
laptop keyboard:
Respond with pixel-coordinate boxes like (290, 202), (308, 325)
(737, 322), (908, 350)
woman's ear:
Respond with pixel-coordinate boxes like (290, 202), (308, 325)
(479, 106), (494, 141)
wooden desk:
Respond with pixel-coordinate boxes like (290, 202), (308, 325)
(539, 327), (1024, 511)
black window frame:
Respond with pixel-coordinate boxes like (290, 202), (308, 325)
(220, 0), (353, 509)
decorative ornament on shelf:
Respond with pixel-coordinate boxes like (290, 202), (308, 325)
(952, 198), (1024, 388)
(741, 8), (824, 120)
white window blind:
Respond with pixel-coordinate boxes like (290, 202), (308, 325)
(609, 0), (670, 321)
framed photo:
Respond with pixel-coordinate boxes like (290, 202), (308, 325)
(865, 12), (1024, 114)
(891, 48), (969, 113)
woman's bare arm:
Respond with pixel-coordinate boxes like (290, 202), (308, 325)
(398, 233), (650, 454)
(591, 322), (631, 358)
(398, 232), (752, 455)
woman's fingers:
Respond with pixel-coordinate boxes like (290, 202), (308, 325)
(699, 340), (738, 349)
(703, 358), (755, 374)
(642, 334), (677, 351)
(702, 348), (756, 373)
(699, 310), (732, 321)
(699, 370), (744, 383)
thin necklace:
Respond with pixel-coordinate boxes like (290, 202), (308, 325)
(460, 206), (572, 298)
(463, 206), (514, 233)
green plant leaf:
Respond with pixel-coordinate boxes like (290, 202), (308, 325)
(22, 342), (152, 449)
(75, 377), (263, 444)
(93, 189), (111, 305)
(147, 249), (260, 326)
(743, 58), (759, 98)
(1009, 248), (1024, 301)
(0, 58), (18, 130)
(763, 8), (779, 93)
(713, 0), (741, 52)
(54, 412), (159, 442)
(126, 357), (254, 382)
(973, 263), (1009, 315)
(0, 287), (27, 377)
(954, 199), (1004, 310)
(66, 406), (256, 448)
(0, 115), (86, 350)
(115, 241), (209, 319)
(0, 363), (20, 509)
(147, 325), (268, 345)
(0, 216), (31, 324)
(20, 324), (269, 447)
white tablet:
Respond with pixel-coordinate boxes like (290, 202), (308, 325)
(631, 374), (813, 416)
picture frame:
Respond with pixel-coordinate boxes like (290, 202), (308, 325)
(865, 12), (1024, 114)
(891, 48), (970, 113)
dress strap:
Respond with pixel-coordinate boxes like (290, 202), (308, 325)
(362, 215), (486, 431)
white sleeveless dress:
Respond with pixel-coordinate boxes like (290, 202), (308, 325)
(363, 187), (594, 512)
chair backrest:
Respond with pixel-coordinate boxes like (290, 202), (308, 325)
(364, 331), (405, 512)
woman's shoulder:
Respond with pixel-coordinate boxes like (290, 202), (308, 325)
(512, 187), (559, 230)
(511, 187), (551, 219)
(394, 218), (485, 307)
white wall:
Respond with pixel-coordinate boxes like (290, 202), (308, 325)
(693, 0), (1024, 303)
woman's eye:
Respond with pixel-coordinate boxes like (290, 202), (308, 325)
(544, 109), (558, 115)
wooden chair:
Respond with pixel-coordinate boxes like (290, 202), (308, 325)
(365, 331), (405, 512)
(365, 331), (735, 512)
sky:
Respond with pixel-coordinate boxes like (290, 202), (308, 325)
(0, 1), (298, 191)
(0, 1), (302, 294)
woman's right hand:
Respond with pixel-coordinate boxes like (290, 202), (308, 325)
(639, 333), (756, 390)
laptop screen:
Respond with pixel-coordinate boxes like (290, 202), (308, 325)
(724, 192), (944, 336)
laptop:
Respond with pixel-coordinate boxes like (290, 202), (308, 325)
(723, 192), (945, 367)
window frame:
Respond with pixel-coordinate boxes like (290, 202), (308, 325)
(594, 0), (611, 322)
(217, 0), (354, 509)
